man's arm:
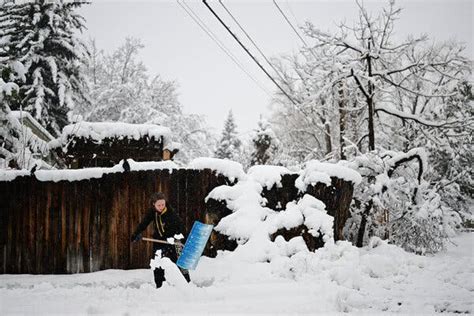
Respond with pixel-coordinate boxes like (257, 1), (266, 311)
(171, 211), (187, 240)
(131, 209), (153, 241)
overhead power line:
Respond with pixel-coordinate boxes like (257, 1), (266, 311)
(272, 0), (308, 47)
(217, 0), (287, 84)
(284, 0), (301, 30)
(203, 0), (299, 106)
(272, 0), (318, 61)
(176, 0), (272, 97)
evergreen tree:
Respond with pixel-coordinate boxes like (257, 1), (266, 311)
(215, 110), (241, 160)
(0, 57), (49, 169)
(250, 116), (279, 166)
(0, 0), (90, 136)
(0, 57), (23, 168)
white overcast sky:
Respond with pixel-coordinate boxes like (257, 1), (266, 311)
(78, 0), (473, 135)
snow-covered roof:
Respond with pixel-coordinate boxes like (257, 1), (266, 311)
(60, 121), (172, 142)
(50, 121), (179, 152)
(9, 110), (55, 141)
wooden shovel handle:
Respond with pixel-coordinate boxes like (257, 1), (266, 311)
(142, 237), (183, 246)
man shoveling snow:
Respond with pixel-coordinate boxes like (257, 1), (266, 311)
(131, 192), (191, 288)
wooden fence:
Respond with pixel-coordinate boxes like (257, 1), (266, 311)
(0, 167), (354, 274)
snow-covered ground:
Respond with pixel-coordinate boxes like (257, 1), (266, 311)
(1, 233), (472, 315)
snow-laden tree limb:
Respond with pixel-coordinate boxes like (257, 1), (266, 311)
(375, 104), (461, 128)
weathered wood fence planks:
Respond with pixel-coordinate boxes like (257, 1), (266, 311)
(0, 168), (354, 274)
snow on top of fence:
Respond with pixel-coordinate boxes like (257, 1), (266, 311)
(188, 157), (246, 182)
(1, 158), (361, 187)
(34, 164), (125, 182)
(0, 169), (30, 181)
(52, 121), (173, 148)
(126, 159), (179, 171)
(0, 159), (179, 182)
(247, 165), (292, 189)
(295, 160), (362, 192)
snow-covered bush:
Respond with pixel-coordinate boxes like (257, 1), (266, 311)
(344, 148), (462, 254)
(204, 163), (337, 265)
(249, 117), (279, 166)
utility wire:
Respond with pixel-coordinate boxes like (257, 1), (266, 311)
(179, 0), (272, 96)
(272, 0), (309, 47)
(203, 0), (299, 106)
(218, 0), (287, 84)
(273, 0), (319, 62)
(176, 0), (272, 97)
(284, 0), (301, 29)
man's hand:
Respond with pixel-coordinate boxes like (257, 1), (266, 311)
(131, 233), (142, 242)
(173, 233), (184, 240)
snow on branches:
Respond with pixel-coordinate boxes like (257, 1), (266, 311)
(0, 0), (90, 136)
(344, 148), (461, 254)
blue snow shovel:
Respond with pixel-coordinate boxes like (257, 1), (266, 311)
(176, 221), (214, 270)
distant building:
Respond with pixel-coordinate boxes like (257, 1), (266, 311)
(10, 111), (55, 143)
(3, 111), (58, 169)
(50, 121), (180, 168)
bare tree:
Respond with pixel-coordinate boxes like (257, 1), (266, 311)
(302, 0), (470, 150)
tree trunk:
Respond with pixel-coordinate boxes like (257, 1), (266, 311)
(338, 82), (347, 159)
(367, 41), (375, 151)
(325, 121), (332, 155)
(367, 95), (375, 151)
(356, 200), (373, 247)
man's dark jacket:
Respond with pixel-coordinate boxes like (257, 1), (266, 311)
(131, 206), (186, 256)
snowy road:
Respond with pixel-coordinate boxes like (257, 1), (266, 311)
(1, 233), (472, 315)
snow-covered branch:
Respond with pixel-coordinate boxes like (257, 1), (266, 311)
(375, 104), (460, 128)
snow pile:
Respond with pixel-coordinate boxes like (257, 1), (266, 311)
(191, 233), (473, 314)
(295, 160), (362, 192)
(208, 173), (333, 263)
(208, 179), (268, 242)
(188, 157), (245, 182)
(1, 233), (472, 314)
(247, 165), (291, 189)
(297, 195), (333, 241)
(149, 250), (188, 290)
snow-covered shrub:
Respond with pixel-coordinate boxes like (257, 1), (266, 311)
(344, 148), (461, 254)
(206, 165), (335, 263)
(249, 117), (280, 166)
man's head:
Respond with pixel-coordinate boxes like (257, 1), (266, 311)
(151, 192), (167, 213)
